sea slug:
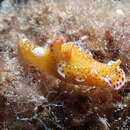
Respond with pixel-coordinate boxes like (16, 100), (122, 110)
(17, 35), (126, 90)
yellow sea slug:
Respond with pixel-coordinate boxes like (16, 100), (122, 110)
(17, 34), (126, 90)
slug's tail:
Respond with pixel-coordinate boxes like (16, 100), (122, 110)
(17, 34), (54, 74)
(17, 34), (44, 66)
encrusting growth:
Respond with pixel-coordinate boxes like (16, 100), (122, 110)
(17, 34), (126, 90)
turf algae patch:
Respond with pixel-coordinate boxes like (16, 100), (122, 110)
(0, 0), (130, 129)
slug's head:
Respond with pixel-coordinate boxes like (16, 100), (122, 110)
(50, 35), (67, 61)
(102, 60), (126, 90)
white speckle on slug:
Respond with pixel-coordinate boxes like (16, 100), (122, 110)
(107, 60), (115, 65)
(32, 47), (45, 56)
(57, 68), (66, 79)
(57, 61), (66, 79)
(102, 75), (112, 87)
(22, 38), (28, 42)
(75, 76), (85, 83)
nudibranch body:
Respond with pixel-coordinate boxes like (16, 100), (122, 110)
(18, 35), (125, 90)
